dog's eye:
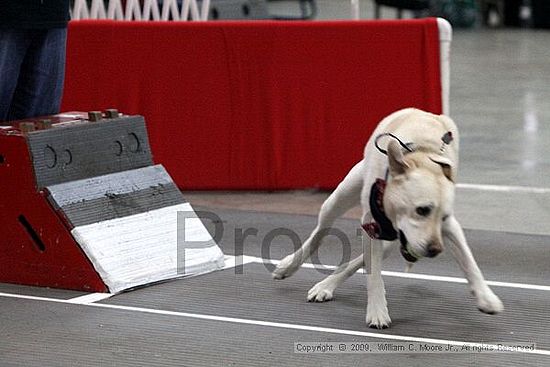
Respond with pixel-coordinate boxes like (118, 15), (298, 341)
(416, 206), (432, 217)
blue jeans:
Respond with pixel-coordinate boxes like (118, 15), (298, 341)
(0, 28), (67, 122)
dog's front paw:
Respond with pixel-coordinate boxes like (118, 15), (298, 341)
(272, 254), (300, 280)
(476, 289), (504, 315)
(307, 280), (335, 302)
(366, 303), (391, 329)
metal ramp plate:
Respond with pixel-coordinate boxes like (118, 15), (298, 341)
(47, 165), (225, 293)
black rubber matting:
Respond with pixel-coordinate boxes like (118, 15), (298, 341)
(0, 208), (548, 366)
(202, 207), (550, 285)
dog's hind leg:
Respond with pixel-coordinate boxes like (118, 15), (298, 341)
(272, 161), (364, 280)
(443, 215), (504, 314)
(307, 255), (364, 302)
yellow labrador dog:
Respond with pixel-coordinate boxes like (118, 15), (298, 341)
(272, 108), (503, 329)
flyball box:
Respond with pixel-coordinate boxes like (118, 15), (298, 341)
(0, 111), (224, 293)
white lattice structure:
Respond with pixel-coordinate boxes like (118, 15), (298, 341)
(72, 0), (211, 21)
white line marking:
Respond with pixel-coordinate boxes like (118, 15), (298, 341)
(67, 292), (114, 304)
(457, 183), (550, 195)
(0, 293), (69, 303)
(0, 291), (548, 356)
(222, 255), (256, 270)
(248, 257), (550, 292)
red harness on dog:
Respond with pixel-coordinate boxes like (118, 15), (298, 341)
(362, 178), (397, 241)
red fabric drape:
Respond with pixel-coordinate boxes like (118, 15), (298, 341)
(62, 19), (442, 189)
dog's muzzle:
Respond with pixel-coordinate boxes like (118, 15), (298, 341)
(399, 231), (419, 263)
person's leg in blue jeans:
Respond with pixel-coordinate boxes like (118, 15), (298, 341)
(0, 28), (67, 122)
(0, 30), (30, 122)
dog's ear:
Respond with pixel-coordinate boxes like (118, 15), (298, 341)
(387, 140), (410, 175)
(429, 155), (455, 182)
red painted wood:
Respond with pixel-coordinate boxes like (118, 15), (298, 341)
(0, 128), (107, 292)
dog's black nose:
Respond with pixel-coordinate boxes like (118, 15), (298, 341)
(426, 244), (442, 258)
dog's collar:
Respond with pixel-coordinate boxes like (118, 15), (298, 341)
(362, 179), (420, 263)
(362, 178), (398, 241)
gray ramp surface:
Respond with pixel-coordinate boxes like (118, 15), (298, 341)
(47, 165), (185, 227)
(27, 115), (152, 188)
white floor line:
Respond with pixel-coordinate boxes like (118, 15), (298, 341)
(59, 252), (550, 306)
(67, 292), (114, 304)
(222, 255), (257, 270)
(0, 291), (548, 356)
(248, 257), (550, 292)
(457, 183), (550, 195)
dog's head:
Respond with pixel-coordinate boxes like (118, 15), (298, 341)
(383, 140), (455, 261)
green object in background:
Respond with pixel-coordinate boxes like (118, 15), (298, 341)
(431, 0), (478, 28)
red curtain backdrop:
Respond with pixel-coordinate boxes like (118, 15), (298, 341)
(62, 19), (442, 189)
